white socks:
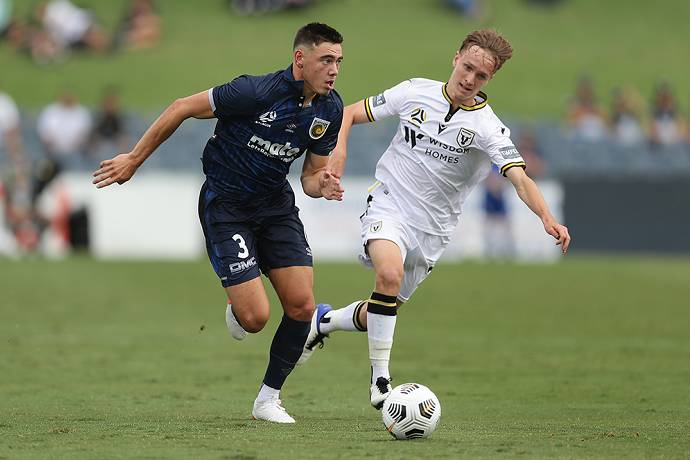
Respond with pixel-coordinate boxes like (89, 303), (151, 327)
(366, 292), (398, 384)
(320, 300), (366, 334)
(256, 384), (279, 402)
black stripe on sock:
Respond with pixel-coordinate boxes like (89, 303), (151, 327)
(368, 301), (398, 316)
(353, 300), (367, 331)
(370, 291), (397, 306)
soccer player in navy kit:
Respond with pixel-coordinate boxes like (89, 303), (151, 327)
(92, 23), (345, 423)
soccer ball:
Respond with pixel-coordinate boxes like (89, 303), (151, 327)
(381, 383), (441, 440)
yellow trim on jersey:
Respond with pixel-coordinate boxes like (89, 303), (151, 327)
(364, 98), (375, 122)
(441, 83), (453, 104)
(368, 298), (397, 308)
(500, 161), (527, 176)
(367, 181), (381, 193)
(442, 84), (488, 111)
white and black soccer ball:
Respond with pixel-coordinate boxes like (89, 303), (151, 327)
(381, 383), (441, 440)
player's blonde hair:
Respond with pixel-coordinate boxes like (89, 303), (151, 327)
(459, 29), (513, 73)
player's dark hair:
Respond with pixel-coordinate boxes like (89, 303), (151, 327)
(460, 29), (513, 73)
(293, 23), (343, 50)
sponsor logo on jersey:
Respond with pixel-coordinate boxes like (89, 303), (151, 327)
(229, 257), (257, 274)
(428, 137), (468, 154)
(247, 135), (301, 162)
(309, 117), (331, 139)
(499, 145), (521, 159)
(256, 110), (277, 127)
(404, 126), (424, 148)
(424, 149), (460, 164)
(457, 127), (476, 147)
(372, 93), (387, 107)
(410, 108), (427, 126)
(370, 221), (382, 233)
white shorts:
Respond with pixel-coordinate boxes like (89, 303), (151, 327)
(359, 182), (451, 303)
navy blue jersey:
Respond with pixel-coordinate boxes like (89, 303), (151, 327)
(202, 65), (343, 210)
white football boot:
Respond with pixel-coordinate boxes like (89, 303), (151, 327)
(296, 303), (332, 365)
(225, 305), (247, 341)
(370, 376), (393, 410)
(251, 397), (296, 423)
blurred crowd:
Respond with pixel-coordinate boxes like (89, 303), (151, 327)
(3, 75), (690, 258)
(0, 0), (160, 65)
(227, 0), (312, 15)
(0, 86), (131, 257)
(566, 76), (690, 149)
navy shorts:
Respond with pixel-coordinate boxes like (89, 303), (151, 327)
(198, 183), (313, 287)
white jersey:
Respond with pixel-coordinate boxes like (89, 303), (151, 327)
(364, 78), (525, 236)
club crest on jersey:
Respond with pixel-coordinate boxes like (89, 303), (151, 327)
(370, 221), (382, 233)
(309, 117), (331, 139)
(410, 108), (427, 126)
(457, 127), (476, 147)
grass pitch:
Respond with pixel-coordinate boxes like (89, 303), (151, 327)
(1, 256), (689, 459)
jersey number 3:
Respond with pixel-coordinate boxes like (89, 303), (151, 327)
(233, 234), (249, 259)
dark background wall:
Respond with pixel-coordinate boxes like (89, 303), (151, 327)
(564, 177), (690, 253)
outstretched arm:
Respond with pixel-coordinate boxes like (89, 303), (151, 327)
(92, 90), (214, 188)
(301, 152), (344, 200)
(505, 167), (571, 253)
(328, 100), (373, 178)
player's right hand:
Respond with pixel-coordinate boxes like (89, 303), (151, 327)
(327, 147), (346, 178)
(92, 153), (138, 188)
(319, 169), (344, 201)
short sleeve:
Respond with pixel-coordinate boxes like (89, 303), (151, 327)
(363, 80), (412, 122)
(481, 123), (526, 176)
(309, 109), (343, 156)
(210, 75), (259, 119)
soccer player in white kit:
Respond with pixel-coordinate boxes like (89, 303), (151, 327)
(300, 29), (571, 409)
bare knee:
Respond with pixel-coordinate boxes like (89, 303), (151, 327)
(234, 305), (269, 333)
(375, 266), (403, 293)
(283, 300), (315, 322)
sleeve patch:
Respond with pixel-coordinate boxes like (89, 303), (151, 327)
(372, 92), (386, 107)
(499, 145), (521, 160)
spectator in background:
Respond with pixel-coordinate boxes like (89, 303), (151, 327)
(649, 83), (685, 148)
(90, 87), (129, 153)
(444, 0), (481, 18)
(115, 0), (160, 50)
(0, 0), (12, 37)
(567, 75), (607, 142)
(482, 167), (515, 260)
(0, 89), (39, 254)
(0, 90), (22, 164)
(610, 86), (644, 146)
(37, 89), (92, 164)
(229, 0), (311, 15)
(36, 0), (109, 54)
(515, 128), (545, 178)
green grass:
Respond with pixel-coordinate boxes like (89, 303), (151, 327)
(1, 256), (689, 458)
(2, 0), (690, 116)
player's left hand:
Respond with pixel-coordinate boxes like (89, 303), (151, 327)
(543, 218), (571, 254)
(319, 169), (344, 201)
